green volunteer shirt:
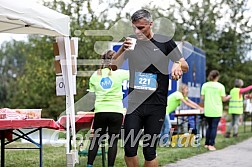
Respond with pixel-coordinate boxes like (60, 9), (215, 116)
(89, 68), (129, 113)
(166, 91), (187, 114)
(201, 81), (226, 117)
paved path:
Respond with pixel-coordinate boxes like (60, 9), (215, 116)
(163, 137), (252, 167)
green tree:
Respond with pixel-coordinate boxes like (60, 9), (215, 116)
(215, 0), (252, 91)
(0, 40), (28, 107)
(173, 0), (252, 91)
(5, 36), (65, 119)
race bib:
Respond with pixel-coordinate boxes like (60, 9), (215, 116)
(134, 72), (157, 90)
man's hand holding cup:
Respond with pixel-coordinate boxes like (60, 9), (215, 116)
(124, 37), (137, 51)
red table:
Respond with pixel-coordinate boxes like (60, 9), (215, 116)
(0, 119), (59, 167)
(0, 119), (59, 130)
(57, 114), (94, 132)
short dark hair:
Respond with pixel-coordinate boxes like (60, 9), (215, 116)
(131, 9), (152, 22)
(207, 70), (220, 81)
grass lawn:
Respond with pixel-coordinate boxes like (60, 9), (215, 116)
(2, 126), (252, 167)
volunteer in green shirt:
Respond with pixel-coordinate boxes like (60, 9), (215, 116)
(87, 50), (129, 167)
(160, 84), (203, 146)
(167, 84), (203, 113)
(201, 70), (231, 151)
(225, 79), (252, 138)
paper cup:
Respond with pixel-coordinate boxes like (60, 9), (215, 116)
(128, 37), (137, 50)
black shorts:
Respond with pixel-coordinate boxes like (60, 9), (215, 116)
(123, 104), (166, 161)
(93, 112), (123, 137)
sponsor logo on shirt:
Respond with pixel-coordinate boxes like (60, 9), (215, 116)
(100, 77), (113, 89)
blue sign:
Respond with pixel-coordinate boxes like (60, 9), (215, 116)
(182, 43), (206, 104)
(112, 44), (129, 107)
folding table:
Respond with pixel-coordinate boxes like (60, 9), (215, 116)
(0, 119), (59, 167)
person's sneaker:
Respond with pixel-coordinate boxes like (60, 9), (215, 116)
(224, 132), (231, 138)
(208, 145), (216, 151)
(233, 134), (238, 137)
(204, 145), (209, 148)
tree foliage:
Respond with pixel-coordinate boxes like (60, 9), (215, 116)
(172, 0), (252, 91)
(0, 40), (28, 107)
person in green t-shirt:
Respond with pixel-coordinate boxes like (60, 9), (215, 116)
(167, 84), (203, 113)
(87, 50), (129, 167)
(201, 70), (231, 151)
(160, 84), (203, 146)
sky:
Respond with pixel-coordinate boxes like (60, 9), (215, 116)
(1, 0), (252, 57)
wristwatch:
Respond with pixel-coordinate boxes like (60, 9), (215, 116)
(175, 61), (182, 67)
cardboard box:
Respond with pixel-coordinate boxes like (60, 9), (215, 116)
(53, 41), (77, 75)
(53, 41), (76, 56)
(54, 60), (62, 74)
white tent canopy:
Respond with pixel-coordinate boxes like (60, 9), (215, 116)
(0, 0), (77, 166)
(0, 0), (70, 36)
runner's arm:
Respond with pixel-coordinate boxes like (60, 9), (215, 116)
(240, 85), (252, 94)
